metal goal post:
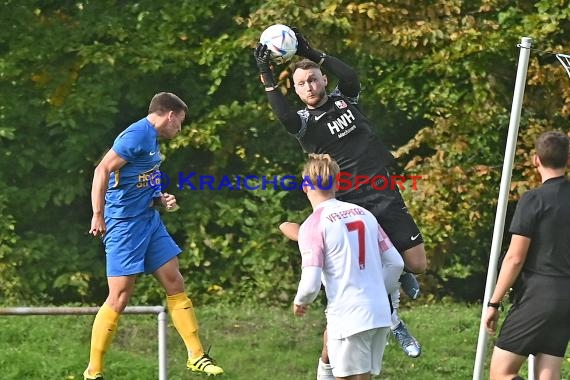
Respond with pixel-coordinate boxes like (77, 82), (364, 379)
(0, 306), (168, 380)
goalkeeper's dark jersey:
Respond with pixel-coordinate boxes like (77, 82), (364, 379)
(266, 56), (393, 201)
(265, 55), (423, 252)
(293, 88), (394, 201)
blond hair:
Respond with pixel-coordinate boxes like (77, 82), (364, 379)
(302, 153), (339, 193)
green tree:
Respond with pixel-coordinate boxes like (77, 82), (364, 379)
(1, 0), (568, 306)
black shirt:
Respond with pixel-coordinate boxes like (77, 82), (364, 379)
(293, 88), (394, 200)
(265, 55), (394, 201)
(509, 176), (570, 277)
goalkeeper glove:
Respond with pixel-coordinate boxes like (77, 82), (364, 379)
(254, 43), (277, 90)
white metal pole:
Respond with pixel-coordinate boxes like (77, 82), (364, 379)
(472, 36), (532, 380)
(528, 354), (535, 379)
(158, 310), (168, 380)
(0, 305), (168, 379)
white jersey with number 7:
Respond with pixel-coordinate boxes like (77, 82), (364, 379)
(296, 198), (396, 339)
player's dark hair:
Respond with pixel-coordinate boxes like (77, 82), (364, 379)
(535, 131), (569, 169)
(289, 59), (325, 89)
(148, 92), (188, 115)
(292, 59), (321, 72)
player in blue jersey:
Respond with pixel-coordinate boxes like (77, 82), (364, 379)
(84, 92), (223, 379)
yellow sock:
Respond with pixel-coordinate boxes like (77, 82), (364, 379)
(167, 292), (204, 359)
(88, 303), (120, 374)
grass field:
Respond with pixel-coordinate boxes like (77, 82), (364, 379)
(0, 302), (568, 379)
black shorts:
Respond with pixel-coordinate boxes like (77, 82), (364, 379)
(339, 169), (423, 253)
(496, 273), (570, 357)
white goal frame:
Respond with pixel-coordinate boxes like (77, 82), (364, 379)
(0, 305), (168, 380)
(472, 36), (533, 380)
(556, 53), (570, 79)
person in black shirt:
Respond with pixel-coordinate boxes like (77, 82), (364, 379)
(254, 27), (426, 368)
(484, 131), (570, 380)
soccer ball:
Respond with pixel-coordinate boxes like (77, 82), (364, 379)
(259, 24), (298, 64)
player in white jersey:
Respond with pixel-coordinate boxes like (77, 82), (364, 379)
(293, 153), (404, 379)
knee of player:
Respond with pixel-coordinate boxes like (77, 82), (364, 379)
(105, 296), (130, 313)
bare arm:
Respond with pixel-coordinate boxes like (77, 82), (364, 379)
(89, 149), (127, 237)
(484, 234), (530, 334)
(491, 235), (530, 302)
(279, 222), (300, 241)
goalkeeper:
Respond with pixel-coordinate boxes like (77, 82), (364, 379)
(253, 27), (426, 365)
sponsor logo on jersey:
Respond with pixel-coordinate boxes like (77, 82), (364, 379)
(335, 99), (348, 109)
(327, 109), (356, 135)
(137, 165), (161, 189)
(314, 112), (326, 121)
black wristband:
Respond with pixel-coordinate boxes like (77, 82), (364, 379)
(487, 301), (501, 309)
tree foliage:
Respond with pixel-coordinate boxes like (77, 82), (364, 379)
(0, 0), (568, 305)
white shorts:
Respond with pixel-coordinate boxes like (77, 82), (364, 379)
(327, 327), (390, 377)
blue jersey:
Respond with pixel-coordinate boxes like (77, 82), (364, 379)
(105, 118), (162, 219)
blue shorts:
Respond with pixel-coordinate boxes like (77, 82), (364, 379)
(103, 209), (182, 276)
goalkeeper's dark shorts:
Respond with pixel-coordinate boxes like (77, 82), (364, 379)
(496, 272), (570, 357)
(339, 168), (423, 254)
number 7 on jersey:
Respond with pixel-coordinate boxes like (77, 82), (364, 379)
(346, 220), (366, 269)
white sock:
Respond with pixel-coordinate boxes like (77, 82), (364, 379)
(316, 358), (334, 380)
(391, 309), (401, 330)
(390, 287), (401, 310)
